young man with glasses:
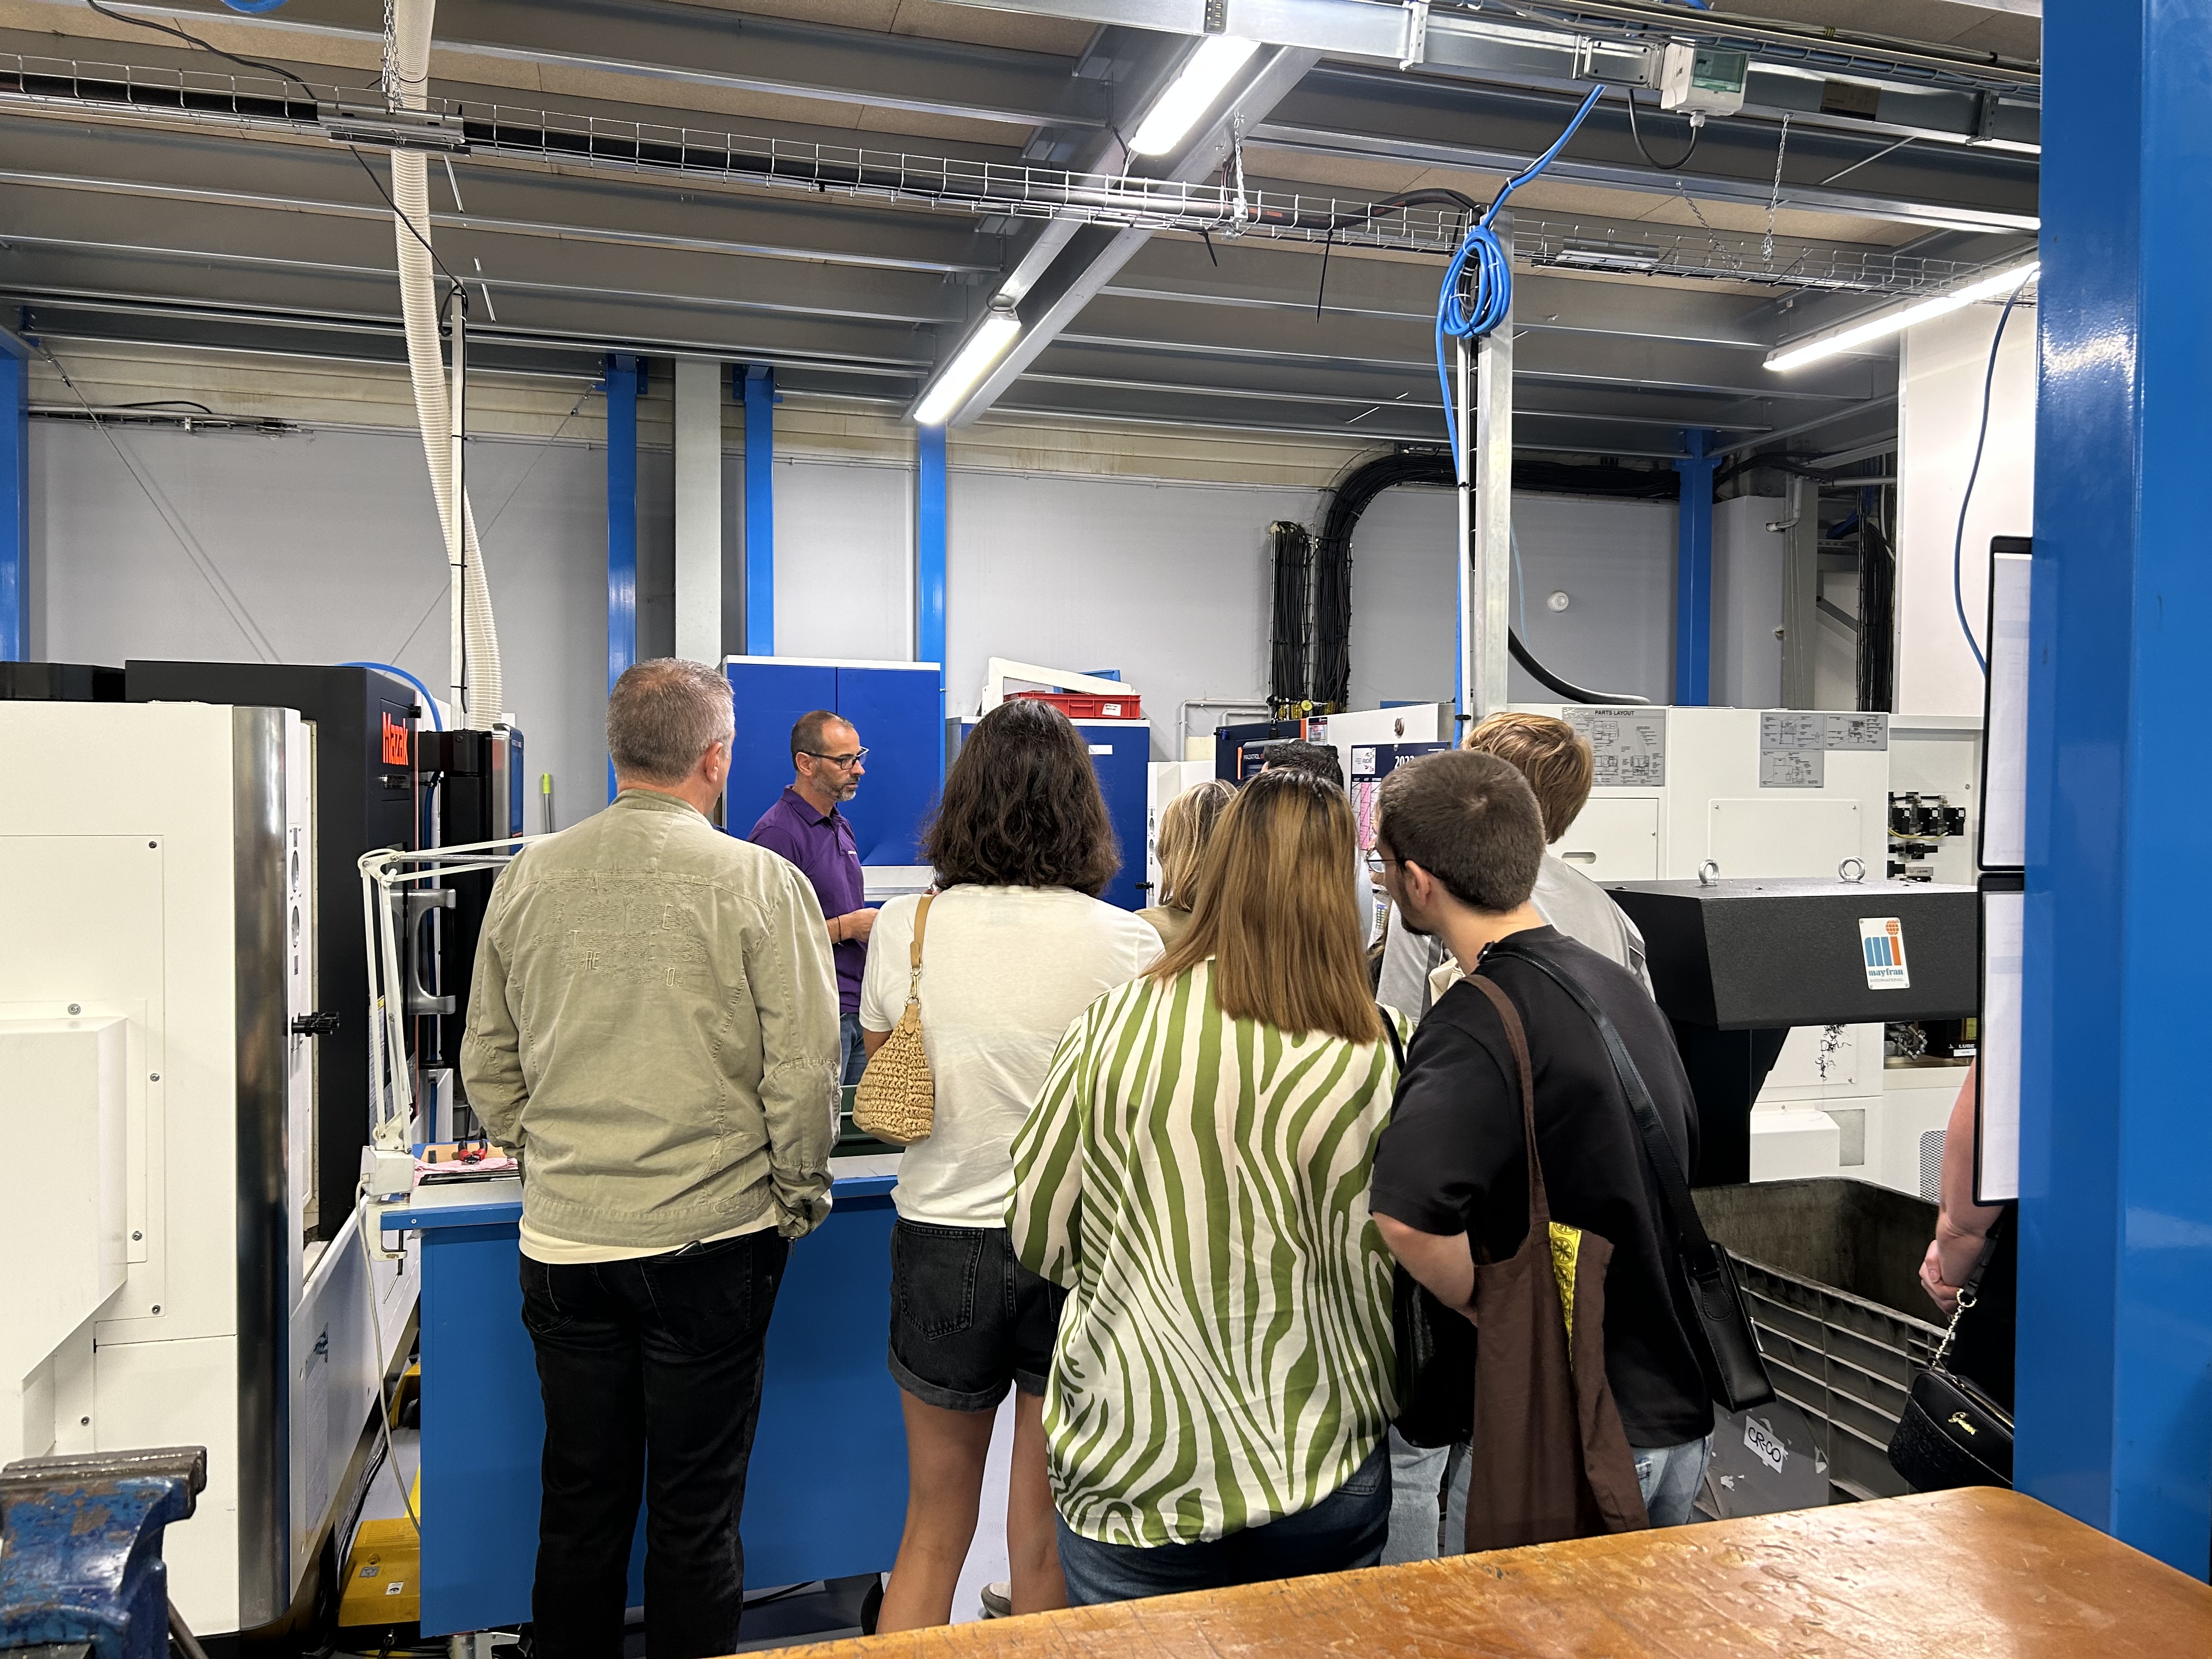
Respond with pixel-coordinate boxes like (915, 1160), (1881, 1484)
(749, 710), (878, 1084)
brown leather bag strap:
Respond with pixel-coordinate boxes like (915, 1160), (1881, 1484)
(1468, 973), (1550, 1229)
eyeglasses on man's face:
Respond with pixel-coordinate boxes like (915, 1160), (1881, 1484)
(1362, 851), (1402, 874)
(803, 747), (868, 770)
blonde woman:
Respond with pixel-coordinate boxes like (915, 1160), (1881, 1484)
(1011, 769), (1409, 1604)
(1137, 777), (1235, 950)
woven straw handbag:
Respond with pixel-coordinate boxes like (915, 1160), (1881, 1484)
(853, 891), (936, 1145)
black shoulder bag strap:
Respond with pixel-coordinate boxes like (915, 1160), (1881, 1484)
(1486, 942), (1776, 1413)
(1376, 1005), (1407, 1074)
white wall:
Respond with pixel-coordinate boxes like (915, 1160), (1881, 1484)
(1347, 489), (1678, 709)
(1897, 300), (2035, 715)
(1713, 494), (1784, 709)
(774, 458), (913, 663)
(28, 418), (1691, 791)
(943, 470), (1293, 753)
(30, 421), (616, 822)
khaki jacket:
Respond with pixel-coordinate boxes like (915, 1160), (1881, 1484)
(461, 788), (842, 1248)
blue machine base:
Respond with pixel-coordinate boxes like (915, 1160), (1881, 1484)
(412, 1186), (906, 1637)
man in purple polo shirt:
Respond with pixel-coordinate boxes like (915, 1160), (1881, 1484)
(750, 709), (876, 1084)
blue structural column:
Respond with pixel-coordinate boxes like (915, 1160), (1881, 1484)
(1672, 427), (1717, 706)
(916, 424), (946, 727)
(605, 353), (640, 800)
(2018, 1), (2212, 1573)
(0, 328), (29, 661)
(742, 365), (776, 657)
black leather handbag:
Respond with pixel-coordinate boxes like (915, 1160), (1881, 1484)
(1889, 1229), (2014, 1491)
(1489, 945), (1777, 1414)
(1378, 1009), (1480, 1448)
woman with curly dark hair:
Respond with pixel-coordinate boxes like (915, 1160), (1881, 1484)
(862, 696), (1162, 1630)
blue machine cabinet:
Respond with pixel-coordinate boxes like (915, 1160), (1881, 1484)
(725, 657), (944, 865)
(953, 715), (1152, 910)
(382, 1170), (906, 1637)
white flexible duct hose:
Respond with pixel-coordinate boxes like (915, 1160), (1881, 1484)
(390, 0), (503, 727)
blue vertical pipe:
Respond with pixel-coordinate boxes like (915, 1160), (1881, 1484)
(1672, 427), (1717, 706)
(2017, 0), (2212, 1572)
(916, 423), (946, 729)
(742, 365), (775, 657)
(605, 353), (640, 800)
(0, 331), (29, 661)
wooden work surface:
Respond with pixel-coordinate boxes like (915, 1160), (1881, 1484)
(775, 1489), (2212, 1657)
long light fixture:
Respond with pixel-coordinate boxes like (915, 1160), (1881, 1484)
(1127, 35), (1260, 156)
(914, 305), (1022, 426)
(1764, 259), (2039, 373)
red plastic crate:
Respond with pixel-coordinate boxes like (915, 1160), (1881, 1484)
(1011, 689), (1143, 720)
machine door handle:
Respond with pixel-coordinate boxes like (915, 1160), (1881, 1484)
(292, 1012), (342, 1036)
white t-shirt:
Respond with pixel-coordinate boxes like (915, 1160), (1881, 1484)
(861, 885), (1162, 1229)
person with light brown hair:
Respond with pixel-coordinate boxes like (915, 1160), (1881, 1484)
(1137, 776), (1235, 950)
(1008, 768), (1410, 1605)
(1376, 710), (1647, 1024)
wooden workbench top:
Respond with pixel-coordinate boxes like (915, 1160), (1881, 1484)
(777, 1489), (2210, 1657)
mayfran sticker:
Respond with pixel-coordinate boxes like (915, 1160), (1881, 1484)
(1860, 917), (1910, 990)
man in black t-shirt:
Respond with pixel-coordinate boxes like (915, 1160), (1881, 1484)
(1367, 751), (1716, 1530)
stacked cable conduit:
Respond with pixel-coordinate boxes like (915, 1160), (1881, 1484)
(388, 0), (503, 729)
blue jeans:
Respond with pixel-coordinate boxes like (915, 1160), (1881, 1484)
(1055, 1439), (1391, 1606)
(1392, 1429), (1714, 1559)
(1383, 1427), (1451, 1563)
(1631, 1435), (1713, 1528)
(839, 1012), (866, 1087)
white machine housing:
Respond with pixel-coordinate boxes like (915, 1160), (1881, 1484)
(0, 701), (415, 1635)
(1510, 703), (1934, 1191)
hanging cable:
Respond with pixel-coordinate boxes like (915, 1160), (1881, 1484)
(82, 0), (363, 96)
(1625, 91), (1701, 171)
(1435, 86), (1605, 473)
(344, 662), (444, 729)
(1952, 274), (2033, 674)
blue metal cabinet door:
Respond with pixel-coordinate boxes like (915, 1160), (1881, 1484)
(1075, 720), (1152, 910)
(725, 661), (836, 838)
(834, 665), (943, 865)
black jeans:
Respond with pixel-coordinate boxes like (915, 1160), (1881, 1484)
(520, 1229), (789, 1659)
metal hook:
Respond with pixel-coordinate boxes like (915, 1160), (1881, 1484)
(1699, 858), (1720, 887)
(1839, 856), (1867, 884)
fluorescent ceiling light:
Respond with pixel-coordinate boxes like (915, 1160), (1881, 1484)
(915, 308), (1022, 426)
(319, 104), (472, 154)
(1765, 260), (2039, 373)
(1554, 240), (1663, 273)
(1127, 36), (1260, 157)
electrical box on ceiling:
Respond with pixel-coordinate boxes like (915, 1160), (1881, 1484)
(1651, 42), (1749, 117)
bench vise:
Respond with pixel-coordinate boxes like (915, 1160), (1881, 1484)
(0, 1447), (208, 1659)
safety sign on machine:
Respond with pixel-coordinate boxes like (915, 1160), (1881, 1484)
(1567, 706), (1668, 787)
(1759, 710), (1889, 788)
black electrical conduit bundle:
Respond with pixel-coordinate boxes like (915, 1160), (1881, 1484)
(1295, 449), (1744, 710)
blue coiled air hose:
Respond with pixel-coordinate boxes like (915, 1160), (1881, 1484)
(1436, 85), (1607, 473)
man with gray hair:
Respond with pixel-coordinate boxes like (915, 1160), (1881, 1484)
(464, 657), (841, 1659)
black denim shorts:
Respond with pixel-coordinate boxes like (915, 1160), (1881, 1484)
(888, 1219), (1067, 1413)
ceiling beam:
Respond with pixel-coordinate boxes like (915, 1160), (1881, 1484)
(0, 207), (960, 337)
(0, 117), (1009, 277)
(929, 41), (1323, 426)
(927, 0), (2038, 146)
(109, 0), (1108, 129)
(1257, 70), (2039, 235)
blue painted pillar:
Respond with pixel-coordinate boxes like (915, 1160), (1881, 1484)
(2018, 0), (2212, 1573)
(742, 365), (776, 657)
(916, 424), (946, 727)
(0, 330), (29, 661)
(605, 353), (640, 801)
(1672, 427), (1717, 706)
